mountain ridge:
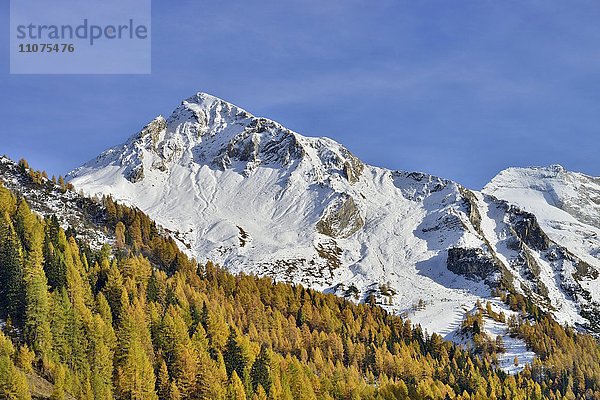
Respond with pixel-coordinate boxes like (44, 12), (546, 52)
(67, 92), (600, 343)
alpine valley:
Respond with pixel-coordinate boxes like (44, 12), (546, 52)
(67, 92), (600, 352)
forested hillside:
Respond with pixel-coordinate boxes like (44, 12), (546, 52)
(1, 163), (600, 399)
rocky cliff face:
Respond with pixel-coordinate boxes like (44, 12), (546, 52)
(67, 92), (600, 336)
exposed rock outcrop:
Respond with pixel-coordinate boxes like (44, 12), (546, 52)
(316, 195), (364, 239)
(447, 247), (501, 285)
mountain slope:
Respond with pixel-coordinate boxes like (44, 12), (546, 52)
(484, 165), (600, 269)
(484, 165), (600, 329)
(0, 156), (110, 247)
(68, 92), (600, 340)
(5, 171), (600, 399)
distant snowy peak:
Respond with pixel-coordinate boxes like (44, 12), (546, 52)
(70, 92), (364, 186)
(484, 165), (600, 230)
(484, 165), (600, 282)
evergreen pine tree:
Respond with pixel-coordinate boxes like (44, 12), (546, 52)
(0, 211), (25, 322)
(16, 200), (52, 356)
(115, 338), (157, 400)
(250, 345), (273, 395)
(43, 216), (67, 290)
(0, 331), (31, 400)
(90, 316), (114, 400)
(227, 371), (247, 400)
(50, 364), (66, 400)
(156, 358), (171, 400)
(224, 327), (248, 380)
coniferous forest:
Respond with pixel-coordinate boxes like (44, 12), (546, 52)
(1, 164), (600, 400)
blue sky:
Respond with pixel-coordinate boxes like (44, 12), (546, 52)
(1, 0), (599, 189)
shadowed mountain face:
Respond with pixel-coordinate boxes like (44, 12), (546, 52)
(68, 92), (600, 336)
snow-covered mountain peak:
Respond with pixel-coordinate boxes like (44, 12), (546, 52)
(484, 165), (600, 229)
(484, 165), (600, 278)
(68, 92), (600, 344)
(485, 164), (572, 188)
(164, 92), (254, 141)
(181, 91), (249, 114)
(70, 92), (364, 187)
